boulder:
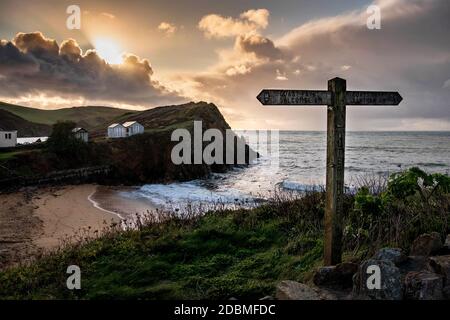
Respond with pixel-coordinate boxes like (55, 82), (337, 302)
(428, 255), (450, 284)
(313, 262), (358, 289)
(410, 232), (442, 256)
(404, 271), (444, 300)
(441, 235), (450, 254)
(276, 281), (320, 300)
(373, 248), (407, 265)
(352, 259), (403, 300)
(398, 255), (428, 275)
(443, 286), (450, 299)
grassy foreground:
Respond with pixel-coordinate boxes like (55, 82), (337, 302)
(0, 168), (448, 299)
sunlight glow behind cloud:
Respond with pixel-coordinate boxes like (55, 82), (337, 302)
(93, 38), (123, 64)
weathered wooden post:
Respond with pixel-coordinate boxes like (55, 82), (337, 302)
(257, 77), (402, 265)
(325, 78), (346, 265)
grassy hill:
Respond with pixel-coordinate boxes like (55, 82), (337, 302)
(0, 109), (52, 137)
(0, 101), (137, 130)
(91, 101), (229, 139)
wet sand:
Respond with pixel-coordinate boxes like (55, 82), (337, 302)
(89, 185), (157, 220)
(32, 185), (120, 250)
(0, 184), (156, 269)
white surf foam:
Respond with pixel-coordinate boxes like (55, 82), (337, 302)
(124, 180), (257, 212)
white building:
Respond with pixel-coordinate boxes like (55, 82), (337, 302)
(72, 127), (89, 142)
(0, 129), (17, 148)
(107, 121), (144, 138)
(123, 121), (144, 137)
(107, 123), (126, 138)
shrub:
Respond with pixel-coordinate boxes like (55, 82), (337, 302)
(45, 121), (90, 167)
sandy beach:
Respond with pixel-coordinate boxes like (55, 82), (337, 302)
(0, 184), (155, 269)
(32, 185), (121, 249)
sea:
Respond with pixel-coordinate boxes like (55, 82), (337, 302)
(17, 136), (48, 144)
(119, 131), (450, 212)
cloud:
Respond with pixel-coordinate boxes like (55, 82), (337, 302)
(235, 34), (283, 60)
(198, 8), (269, 38)
(178, 0), (450, 130)
(101, 12), (116, 19)
(239, 9), (270, 29)
(0, 32), (183, 108)
(444, 79), (450, 89)
(158, 22), (177, 36)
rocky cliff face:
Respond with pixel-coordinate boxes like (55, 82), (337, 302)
(99, 102), (255, 184)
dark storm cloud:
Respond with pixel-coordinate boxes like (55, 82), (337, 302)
(235, 34), (285, 60)
(0, 32), (182, 106)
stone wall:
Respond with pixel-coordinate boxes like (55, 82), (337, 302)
(0, 165), (111, 192)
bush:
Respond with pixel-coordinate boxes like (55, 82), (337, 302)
(344, 168), (450, 253)
(46, 121), (90, 167)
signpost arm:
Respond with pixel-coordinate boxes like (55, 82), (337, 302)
(325, 77), (346, 266)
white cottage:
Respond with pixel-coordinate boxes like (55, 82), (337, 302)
(0, 128), (17, 148)
(107, 123), (126, 138)
(123, 121), (144, 137)
(72, 127), (89, 142)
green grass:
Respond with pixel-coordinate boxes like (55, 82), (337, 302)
(0, 150), (33, 161)
(0, 102), (136, 129)
(0, 201), (326, 300)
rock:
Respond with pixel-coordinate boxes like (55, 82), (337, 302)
(259, 296), (274, 300)
(443, 286), (450, 299)
(276, 281), (320, 300)
(440, 235), (450, 255)
(398, 255), (428, 275)
(428, 255), (450, 284)
(410, 232), (442, 256)
(313, 262), (358, 289)
(352, 259), (403, 300)
(313, 287), (341, 300)
(404, 271), (444, 300)
(373, 248), (407, 265)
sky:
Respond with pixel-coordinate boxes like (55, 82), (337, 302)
(0, 0), (449, 130)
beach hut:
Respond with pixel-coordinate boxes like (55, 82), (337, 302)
(123, 121), (144, 137)
(72, 127), (89, 142)
(107, 123), (126, 138)
(0, 128), (17, 148)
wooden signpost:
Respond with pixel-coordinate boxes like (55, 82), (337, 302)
(257, 78), (402, 266)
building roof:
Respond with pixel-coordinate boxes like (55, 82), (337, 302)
(0, 127), (17, 132)
(108, 123), (124, 128)
(122, 121), (141, 127)
(72, 127), (88, 133)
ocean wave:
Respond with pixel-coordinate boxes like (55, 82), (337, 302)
(415, 162), (447, 167)
(278, 181), (323, 192)
(126, 181), (258, 212)
(279, 180), (357, 194)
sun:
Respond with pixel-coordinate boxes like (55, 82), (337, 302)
(93, 38), (123, 64)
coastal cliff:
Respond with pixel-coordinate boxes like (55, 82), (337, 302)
(0, 101), (255, 188)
